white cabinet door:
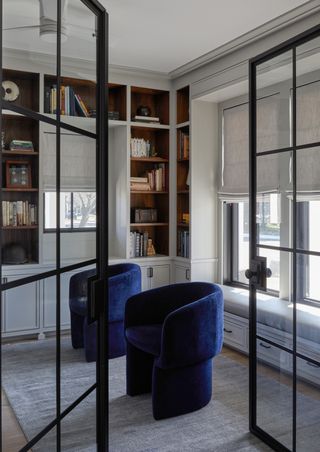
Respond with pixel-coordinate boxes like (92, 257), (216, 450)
(140, 266), (150, 291)
(174, 265), (190, 283)
(150, 264), (170, 289)
(134, 262), (170, 291)
(43, 273), (72, 329)
(4, 278), (39, 333)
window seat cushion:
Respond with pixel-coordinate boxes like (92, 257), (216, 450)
(221, 285), (320, 344)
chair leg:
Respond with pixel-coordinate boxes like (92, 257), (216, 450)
(126, 341), (154, 396)
(109, 321), (126, 359)
(84, 319), (97, 362)
(70, 310), (85, 349)
(152, 359), (213, 420)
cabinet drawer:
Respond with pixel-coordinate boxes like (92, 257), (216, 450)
(223, 320), (247, 349)
(297, 357), (320, 386)
(257, 339), (290, 369)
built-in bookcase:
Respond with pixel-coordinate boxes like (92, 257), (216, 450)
(130, 87), (170, 257)
(176, 86), (190, 258)
(1, 69), (40, 263)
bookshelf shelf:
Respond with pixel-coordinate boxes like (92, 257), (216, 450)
(2, 188), (38, 192)
(176, 86), (190, 259)
(176, 121), (190, 129)
(130, 223), (169, 227)
(2, 151), (39, 156)
(130, 157), (169, 163)
(130, 122), (170, 130)
(1, 226), (38, 230)
(130, 190), (169, 194)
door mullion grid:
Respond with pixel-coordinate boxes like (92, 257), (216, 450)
(292, 46), (297, 452)
(56, 0), (62, 449)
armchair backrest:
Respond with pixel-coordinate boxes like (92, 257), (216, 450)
(109, 264), (141, 322)
(158, 286), (224, 369)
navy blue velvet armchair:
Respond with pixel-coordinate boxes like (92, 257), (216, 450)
(69, 263), (141, 362)
(125, 282), (224, 420)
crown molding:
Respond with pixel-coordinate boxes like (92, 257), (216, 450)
(169, 0), (320, 79)
(109, 64), (170, 81)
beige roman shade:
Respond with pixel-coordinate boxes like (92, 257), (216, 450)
(220, 95), (283, 198)
(42, 131), (96, 191)
(296, 80), (320, 195)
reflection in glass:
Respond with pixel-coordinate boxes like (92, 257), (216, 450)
(256, 51), (292, 152)
(256, 349), (292, 450)
(296, 357), (320, 452)
(257, 151), (292, 249)
(297, 36), (320, 146)
(297, 147), (320, 253)
(2, 282), (57, 449)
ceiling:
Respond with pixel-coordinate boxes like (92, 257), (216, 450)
(2, 0), (313, 74)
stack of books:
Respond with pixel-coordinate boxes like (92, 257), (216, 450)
(129, 231), (149, 257)
(9, 140), (34, 152)
(130, 164), (166, 192)
(130, 176), (151, 191)
(177, 229), (190, 258)
(132, 115), (160, 124)
(45, 85), (91, 117)
(2, 201), (37, 227)
(178, 130), (190, 159)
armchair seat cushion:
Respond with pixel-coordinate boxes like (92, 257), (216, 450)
(126, 324), (162, 356)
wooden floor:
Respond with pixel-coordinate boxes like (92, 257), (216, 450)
(2, 347), (320, 451)
(2, 389), (28, 452)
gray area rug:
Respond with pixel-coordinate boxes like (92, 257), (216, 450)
(2, 337), (319, 451)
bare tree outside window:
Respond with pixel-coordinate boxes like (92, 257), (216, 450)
(73, 192), (96, 228)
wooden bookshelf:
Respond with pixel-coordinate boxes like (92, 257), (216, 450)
(130, 106), (170, 257)
(177, 86), (190, 124)
(1, 69), (40, 263)
(176, 87), (190, 258)
(109, 83), (126, 121)
(131, 86), (169, 125)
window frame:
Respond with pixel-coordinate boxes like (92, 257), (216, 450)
(43, 191), (97, 233)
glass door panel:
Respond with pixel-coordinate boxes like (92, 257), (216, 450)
(250, 24), (320, 452)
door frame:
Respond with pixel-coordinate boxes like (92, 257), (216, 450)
(249, 23), (320, 452)
(0, 0), (108, 450)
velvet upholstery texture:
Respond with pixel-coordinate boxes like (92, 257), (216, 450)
(69, 263), (141, 362)
(125, 282), (224, 420)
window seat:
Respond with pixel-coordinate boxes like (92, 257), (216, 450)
(221, 285), (320, 345)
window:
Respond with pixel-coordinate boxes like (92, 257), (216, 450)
(224, 196), (280, 292)
(44, 192), (96, 231)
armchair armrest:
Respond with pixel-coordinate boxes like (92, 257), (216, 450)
(69, 269), (96, 302)
(156, 290), (224, 369)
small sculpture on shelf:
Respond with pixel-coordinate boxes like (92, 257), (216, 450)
(147, 238), (156, 256)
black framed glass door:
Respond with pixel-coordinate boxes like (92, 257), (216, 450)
(0, 0), (108, 450)
(248, 25), (320, 452)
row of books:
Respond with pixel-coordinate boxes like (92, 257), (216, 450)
(177, 230), (190, 258)
(45, 85), (90, 117)
(129, 231), (149, 257)
(130, 164), (166, 191)
(2, 201), (37, 227)
(130, 138), (152, 158)
(177, 130), (190, 160)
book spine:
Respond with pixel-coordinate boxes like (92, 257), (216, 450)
(60, 85), (65, 115)
(44, 85), (51, 114)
